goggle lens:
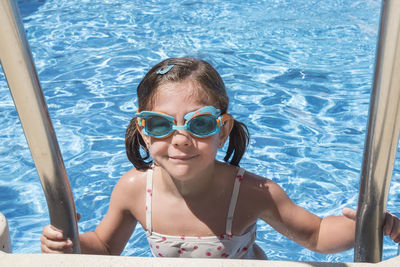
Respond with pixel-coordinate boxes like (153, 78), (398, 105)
(188, 115), (217, 136)
(146, 115), (172, 136)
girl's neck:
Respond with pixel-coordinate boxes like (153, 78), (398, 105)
(157, 161), (220, 198)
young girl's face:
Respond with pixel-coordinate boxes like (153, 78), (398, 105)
(139, 79), (231, 181)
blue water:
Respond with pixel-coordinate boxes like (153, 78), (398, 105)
(1, 0), (399, 262)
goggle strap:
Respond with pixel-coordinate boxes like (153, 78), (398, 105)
(136, 109), (144, 127)
(217, 114), (232, 127)
(136, 117), (145, 127)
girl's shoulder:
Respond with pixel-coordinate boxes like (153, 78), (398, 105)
(230, 168), (285, 228)
(241, 169), (274, 192)
(217, 163), (277, 194)
(113, 168), (149, 197)
(108, 168), (149, 219)
(239, 169), (287, 208)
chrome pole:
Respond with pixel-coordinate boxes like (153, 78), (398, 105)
(354, 0), (400, 262)
(0, 0), (81, 253)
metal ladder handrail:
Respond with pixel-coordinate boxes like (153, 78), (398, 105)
(0, 0), (80, 253)
(354, 0), (400, 262)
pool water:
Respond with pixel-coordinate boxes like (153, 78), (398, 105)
(1, 0), (399, 262)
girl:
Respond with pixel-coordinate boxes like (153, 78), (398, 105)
(41, 57), (400, 259)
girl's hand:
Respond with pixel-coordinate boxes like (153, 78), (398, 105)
(40, 225), (73, 253)
(342, 208), (400, 243)
(40, 213), (80, 253)
(383, 212), (400, 243)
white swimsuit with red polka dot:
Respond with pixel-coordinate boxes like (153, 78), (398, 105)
(145, 167), (259, 259)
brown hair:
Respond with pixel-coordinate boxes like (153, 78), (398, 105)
(125, 57), (249, 170)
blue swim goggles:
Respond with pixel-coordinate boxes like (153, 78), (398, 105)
(136, 106), (231, 138)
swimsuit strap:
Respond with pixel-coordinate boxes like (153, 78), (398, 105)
(145, 168), (153, 233)
(226, 167), (245, 235)
(146, 167), (245, 236)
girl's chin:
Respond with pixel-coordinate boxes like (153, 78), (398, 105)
(155, 156), (216, 179)
(159, 161), (205, 180)
(164, 165), (193, 179)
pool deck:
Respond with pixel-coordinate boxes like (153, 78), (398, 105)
(0, 252), (399, 267)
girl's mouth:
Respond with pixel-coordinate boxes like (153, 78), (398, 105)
(169, 155), (197, 161)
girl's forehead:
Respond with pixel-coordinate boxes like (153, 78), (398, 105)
(151, 80), (213, 107)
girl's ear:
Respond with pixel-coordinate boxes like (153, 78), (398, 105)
(218, 117), (234, 148)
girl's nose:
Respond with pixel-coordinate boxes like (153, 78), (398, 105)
(171, 130), (192, 147)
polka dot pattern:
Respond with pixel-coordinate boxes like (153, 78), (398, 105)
(146, 226), (257, 259)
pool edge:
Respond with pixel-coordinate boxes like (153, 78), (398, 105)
(0, 252), (399, 266)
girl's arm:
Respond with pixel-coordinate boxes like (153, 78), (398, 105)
(310, 208), (400, 253)
(342, 208), (400, 244)
(80, 171), (139, 255)
(313, 213), (355, 253)
(41, 170), (140, 255)
(259, 180), (356, 253)
(79, 196), (137, 255)
(78, 214), (137, 255)
(257, 181), (345, 253)
(259, 180), (400, 253)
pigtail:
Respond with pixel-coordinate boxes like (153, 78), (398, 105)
(125, 117), (152, 170)
(224, 119), (250, 166)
